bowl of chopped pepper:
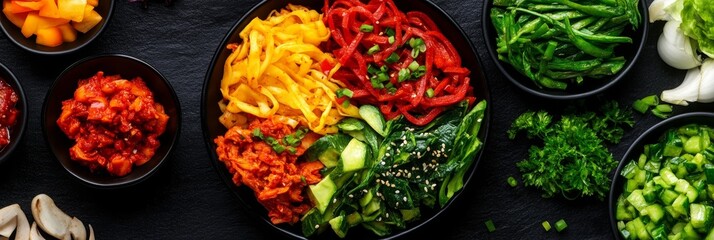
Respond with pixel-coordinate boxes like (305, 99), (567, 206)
(0, 62), (26, 165)
(0, 0), (114, 55)
(483, 0), (648, 99)
(42, 54), (181, 188)
(609, 112), (714, 239)
(202, 0), (491, 239)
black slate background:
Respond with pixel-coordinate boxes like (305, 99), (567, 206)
(0, 0), (700, 239)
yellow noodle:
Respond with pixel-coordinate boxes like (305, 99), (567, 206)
(219, 4), (360, 135)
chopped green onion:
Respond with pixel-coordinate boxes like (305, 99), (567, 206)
(367, 45), (380, 55)
(342, 99), (351, 108)
(484, 220), (496, 232)
(507, 176), (518, 187)
(388, 36), (395, 44)
(425, 88), (435, 98)
(384, 27), (395, 37)
(379, 65), (388, 73)
(641, 95), (660, 106)
(252, 128), (264, 138)
(385, 82), (396, 94)
(408, 61), (420, 71)
(554, 219), (567, 232)
(651, 109), (670, 119)
(370, 77), (384, 89)
(385, 53), (400, 64)
(398, 68), (411, 82)
(367, 64), (380, 74)
(287, 147), (297, 154)
(360, 24), (374, 33)
(376, 72), (389, 82)
(336, 88), (354, 98)
(412, 65), (426, 78)
(300, 176), (306, 184)
(409, 38), (425, 49)
(655, 104), (673, 113)
(632, 100), (649, 114)
(542, 221), (551, 231)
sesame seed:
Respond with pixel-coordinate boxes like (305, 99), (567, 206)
(396, 172), (401, 177)
(403, 197), (407, 202)
(349, 194), (353, 198)
(424, 186), (428, 191)
(363, 189), (368, 193)
(391, 184), (395, 188)
(426, 180), (430, 185)
(417, 175), (421, 179)
(333, 199), (337, 203)
(432, 183), (437, 188)
(395, 190), (400, 194)
(386, 213), (389, 218)
(408, 172), (412, 178)
(381, 161), (385, 165)
(385, 153), (391, 157)
(378, 217), (382, 221)
(315, 224), (320, 228)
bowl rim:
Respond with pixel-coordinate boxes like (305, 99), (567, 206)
(200, 0), (492, 239)
(0, 0), (116, 55)
(0, 62), (28, 165)
(607, 112), (714, 239)
(481, 0), (650, 100)
(41, 53), (182, 189)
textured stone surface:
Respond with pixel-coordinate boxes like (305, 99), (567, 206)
(0, 0), (701, 239)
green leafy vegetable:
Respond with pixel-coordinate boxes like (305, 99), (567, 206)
(681, 0), (714, 58)
(508, 101), (633, 200)
(490, 0), (640, 89)
(301, 100), (487, 237)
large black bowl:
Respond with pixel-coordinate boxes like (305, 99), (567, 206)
(608, 112), (714, 239)
(482, 0), (649, 100)
(201, 0), (491, 239)
(0, 62), (27, 165)
(42, 54), (181, 188)
(0, 0), (114, 55)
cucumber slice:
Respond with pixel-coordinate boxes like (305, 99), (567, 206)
(359, 105), (386, 137)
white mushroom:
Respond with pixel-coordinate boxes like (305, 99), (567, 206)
(28, 223), (44, 240)
(0, 204), (30, 240)
(67, 218), (85, 240)
(31, 195), (72, 240)
(87, 225), (93, 240)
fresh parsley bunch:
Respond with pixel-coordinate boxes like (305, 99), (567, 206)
(507, 101), (634, 200)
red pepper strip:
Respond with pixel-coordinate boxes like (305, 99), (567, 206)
(320, 59), (334, 76)
(422, 77), (469, 108)
(407, 11), (438, 31)
(433, 77), (450, 96)
(427, 31), (462, 66)
(372, 1), (386, 20)
(443, 67), (470, 75)
(352, 89), (371, 98)
(399, 106), (444, 126)
(363, 35), (389, 45)
(339, 32), (364, 65)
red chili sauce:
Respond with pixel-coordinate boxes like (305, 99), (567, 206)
(0, 78), (18, 149)
(57, 72), (169, 177)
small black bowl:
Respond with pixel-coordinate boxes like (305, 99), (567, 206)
(201, 0), (491, 239)
(42, 54), (181, 188)
(608, 112), (714, 239)
(0, 62), (27, 164)
(482, 0), (649, 100)
(0, 1), (114, 55)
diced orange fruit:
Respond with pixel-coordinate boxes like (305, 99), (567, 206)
(13, 0), (43, 10)
(57, 0), (85, 22)
(5, 1), (34, 13)
(20, 12), (38, 37)
(35, 26), (62, 47)
(57, 23), (76, 42)
(3, 0), (102, 47)
(2, 1), (28, 27)
(38, 0), (59, 18)
(71, 5), (99, 33)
